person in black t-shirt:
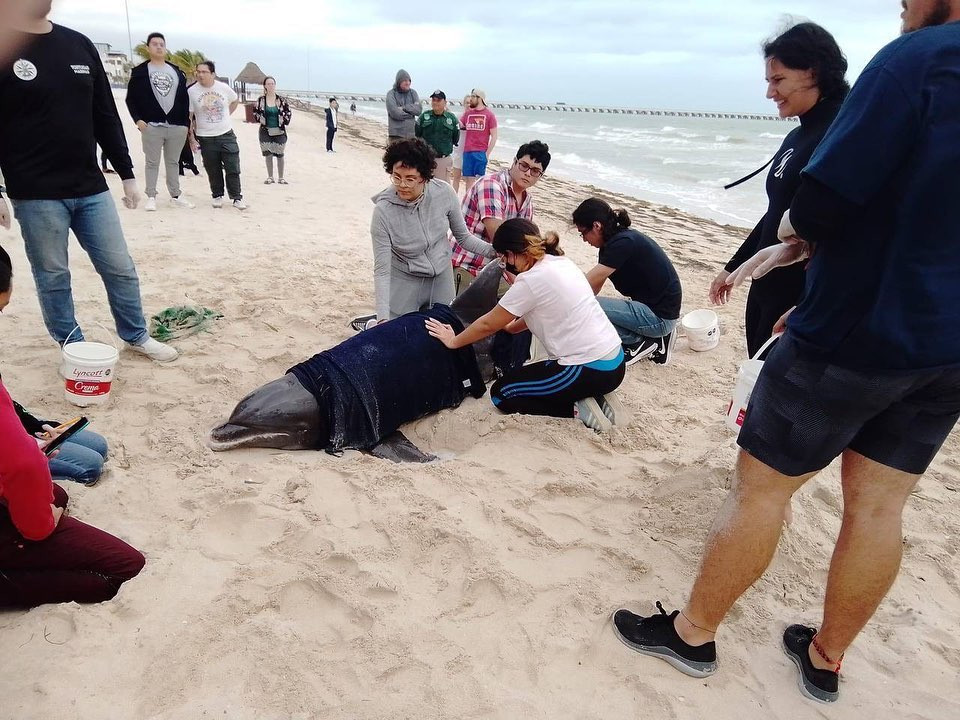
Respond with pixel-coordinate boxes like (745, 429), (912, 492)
(708, 23), (849, 357)
(573, 198), (682, 366)
(0, 4), (177, 363)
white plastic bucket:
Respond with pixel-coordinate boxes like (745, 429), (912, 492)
(725, 334), (781, 435)
(681, 309), (720, 351)
(62, 324), (120, 407)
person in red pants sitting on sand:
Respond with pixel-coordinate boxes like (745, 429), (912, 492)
(0, 245), (144, 608)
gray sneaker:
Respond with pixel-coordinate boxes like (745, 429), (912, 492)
(574, 397), (613, 432)
(596, 391), (628, 426)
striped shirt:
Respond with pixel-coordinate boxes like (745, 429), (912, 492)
(450, 169), (534, 275)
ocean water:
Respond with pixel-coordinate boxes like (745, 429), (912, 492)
(341, 101), (796, 227)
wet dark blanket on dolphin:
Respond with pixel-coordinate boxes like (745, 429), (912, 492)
(288, 305), (486, 452)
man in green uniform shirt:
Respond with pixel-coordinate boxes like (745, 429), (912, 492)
(415, 90), (460, 184)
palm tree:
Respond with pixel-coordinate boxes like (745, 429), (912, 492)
(133, 42), (149, 62)
(170, 50), (207, 81)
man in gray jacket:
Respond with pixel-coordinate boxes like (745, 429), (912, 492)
(385, 69), (420, 143)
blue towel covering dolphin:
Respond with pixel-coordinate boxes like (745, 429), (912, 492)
(288, 304), (485, 454)
(209, 260), (514, 462)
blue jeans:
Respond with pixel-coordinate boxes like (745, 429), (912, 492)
(597, 296), (677, 345)
(11, 192), (148, 345)
(48, 430), (108, 485)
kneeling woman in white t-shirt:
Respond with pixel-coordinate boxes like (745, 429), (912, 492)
(426, 218), (625, 429)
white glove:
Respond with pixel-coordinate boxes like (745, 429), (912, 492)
(0, 198), (10, 230)
(724, 241), (810, 289)
(777, 209), (798, 242)
(121, 179), (141, 209)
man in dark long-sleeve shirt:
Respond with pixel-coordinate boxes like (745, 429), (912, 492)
(0, 1), (176, 362)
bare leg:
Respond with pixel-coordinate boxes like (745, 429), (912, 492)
(451, 168), (462, 193)
(265, 156), (274, 179)
(277, 156), (285, 180)
(675, 450), (815, 645)
(464, 176), (478, 194)
(810, 450), (920, 668)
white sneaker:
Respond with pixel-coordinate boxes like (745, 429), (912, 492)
(233, 198), (248, 211)
(129, 337), (179, 363)
(573, 397), (613, 432)
(212, 196), (224, 208)
(170, 195), (195, 209)
(145, 197), (157, 212)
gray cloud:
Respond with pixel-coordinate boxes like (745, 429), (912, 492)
(49, 0), (902, 112)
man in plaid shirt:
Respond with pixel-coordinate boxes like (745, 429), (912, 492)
(451, 140), (551, 293)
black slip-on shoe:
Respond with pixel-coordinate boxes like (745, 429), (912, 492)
(782, 624), (840, 704)
(612, 602), (718, 678)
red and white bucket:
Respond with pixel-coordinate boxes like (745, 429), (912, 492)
(725, 333), (781, 436)
(62, 324), (120, 407)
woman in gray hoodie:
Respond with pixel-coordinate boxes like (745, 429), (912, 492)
(370, 138), (494, 324)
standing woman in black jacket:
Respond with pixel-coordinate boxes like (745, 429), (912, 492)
(124, 32), (194, 211)
(253, 77), (293, 184)
(709, 23), (849, 356)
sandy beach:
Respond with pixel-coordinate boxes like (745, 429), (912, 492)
(0, 102), (957, 719)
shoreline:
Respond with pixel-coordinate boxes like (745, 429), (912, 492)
(303, 100), (753, 237)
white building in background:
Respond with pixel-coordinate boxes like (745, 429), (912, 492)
(92, 42), (131, 85)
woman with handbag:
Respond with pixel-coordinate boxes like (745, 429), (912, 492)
(253, 76), (292, 184)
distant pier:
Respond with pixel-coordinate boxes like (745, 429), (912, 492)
(281, 90), (792, 121)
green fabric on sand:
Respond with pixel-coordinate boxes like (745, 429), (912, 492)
(149, 306), (223, 341)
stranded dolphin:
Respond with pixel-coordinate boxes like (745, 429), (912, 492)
(209, 260), (512, 462)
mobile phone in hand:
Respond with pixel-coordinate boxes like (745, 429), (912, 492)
(42, 417), (89, 456)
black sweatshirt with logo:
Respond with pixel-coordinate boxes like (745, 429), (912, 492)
(0, 24), (135, 200)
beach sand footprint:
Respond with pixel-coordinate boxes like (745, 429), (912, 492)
(41, 610), (77, 646)
(276, 579), (373, 645)
(197, 501), (289, 561)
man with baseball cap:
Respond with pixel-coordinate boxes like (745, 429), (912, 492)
(415, 90), (460, 184)
(460, 89), (498, 192)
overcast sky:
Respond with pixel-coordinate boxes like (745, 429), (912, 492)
(51, 0), (902, 112)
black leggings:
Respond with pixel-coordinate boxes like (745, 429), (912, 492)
(490, 351), (625, 418)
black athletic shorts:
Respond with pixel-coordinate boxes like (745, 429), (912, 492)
(738, 333), (960, 476)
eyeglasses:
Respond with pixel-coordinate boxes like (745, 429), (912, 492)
(391, 175), (424, 188)
(516, 160), (544, 179)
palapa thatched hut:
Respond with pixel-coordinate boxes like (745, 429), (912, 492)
(234, 61), (268, 103)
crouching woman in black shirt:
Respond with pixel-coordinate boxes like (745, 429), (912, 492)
(573, 198), (683, 366)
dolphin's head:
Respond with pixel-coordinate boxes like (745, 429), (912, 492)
(209, 374), (328, 451)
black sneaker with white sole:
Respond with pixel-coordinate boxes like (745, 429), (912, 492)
(650, 330), (677, 365)
(623, 337), (659, 366)
(612, 602), (717, 678)
(782, 624), (840, 703)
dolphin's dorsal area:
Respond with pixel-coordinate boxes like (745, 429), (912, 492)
(451, 259), (503, 326)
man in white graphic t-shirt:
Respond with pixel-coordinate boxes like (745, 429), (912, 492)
(187, 60), (245, 210)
